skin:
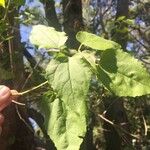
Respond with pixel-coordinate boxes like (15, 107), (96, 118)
(0, 86), (12, 134)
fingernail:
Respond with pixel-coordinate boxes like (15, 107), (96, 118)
(0, 86), (9, 96)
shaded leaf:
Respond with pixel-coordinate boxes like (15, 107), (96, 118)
(29, 25), (68, 49)
(45, 54), (92, 150)
(14, 0), (24, 6)
(98, 49), (150, 97)
(76, 31), (120, 51)
(0, 68), (12, 80)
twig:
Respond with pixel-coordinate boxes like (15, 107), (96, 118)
(15, 105), (34, 133)
(142, 115), (148, 136)
(47, 49), (60, 52)
(12, 81), (48, 96)
(102, 0), (113, 16)
(12, 100), (25, 106)
(130, 32), (149, 50)
(99, 114), (139, 139)
(99, 114), (113, 125)
(21, 59), (41, 90)
(20, 81), (48, 95)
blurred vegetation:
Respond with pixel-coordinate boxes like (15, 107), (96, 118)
(0, 0), (150, 149)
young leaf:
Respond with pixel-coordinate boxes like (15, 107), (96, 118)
(45, 54), (92, 150)
(0, 0), (5, 7)
(76, 31), (120, 51)
(98, 49), (150, 97)
(79, 51), (97, 70)
(29, 25), (68, 49)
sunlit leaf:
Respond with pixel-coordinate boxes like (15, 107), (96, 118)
(117, 16), (126, 21)
(126, 19), (134, 25)
(76, 31), (120, 51)
(29, 25), (68, 49)
(98, 49), (150, 97)
(45, 54), (92, 150)
(0, 0), (5, 7)
(79, 51), (97, 70)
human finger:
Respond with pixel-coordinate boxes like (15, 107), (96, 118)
(0, 113), (4, 135)
(10, 90), (19, 100)
(0, 86), (11, 107)
(0, 99), (11, 112)
(0, 113), (4, 125)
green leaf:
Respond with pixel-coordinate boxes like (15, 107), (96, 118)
(125, 19), (134, 25)
(0, 0), (5, 7)
(79, 51), (97, 71)
(45, 54), (92, 150)
(117, 16), (126, 21)
(76, 31), (120, 51)
(29, 25), (68, 49)
(98, 49), (150, 97)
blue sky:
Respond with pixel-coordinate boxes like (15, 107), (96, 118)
(20, 0), (50, 66)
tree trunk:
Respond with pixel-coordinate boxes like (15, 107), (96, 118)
(62, 1), (95, 149)
(0, 5), (34, 150)
(44, 0), (61, 31)
(103, 97), (131, 150)
(103, 1), (131, 150)
(112, 0), (129, 50)
(62, 0), (84, 48)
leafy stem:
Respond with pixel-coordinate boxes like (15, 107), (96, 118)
(78, 43), (83, 52)
(12, 81), (48, 96)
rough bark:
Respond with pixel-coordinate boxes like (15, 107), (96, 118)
(112, 0), (129, 50)
(62, 0), (84, 48)
(103, 97), (131, 150)
(44, 0), (61, 31)
(103, 1), (131, 150)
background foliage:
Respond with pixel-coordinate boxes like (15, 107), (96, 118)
(0, 0), (150, 150)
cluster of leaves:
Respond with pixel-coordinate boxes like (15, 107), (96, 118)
(0, 0), (5, 7)
(29, 25), (150, 150)
(0, 0), (24, 7)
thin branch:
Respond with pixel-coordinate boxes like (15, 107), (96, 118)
(15, 105), (34, 133)
(21, 59), (41, 90)
(142, 115), (148, 136)
(99, 114), (113, 125)
(99, 114), (140, 139)
(102, 0), (113, 16)
(20, 81), (48, 95)
(130, 32), (149, 50)
(11, 81), (48, 96)
(47, 49), (60, 52)
(12, 100), (25, 106)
